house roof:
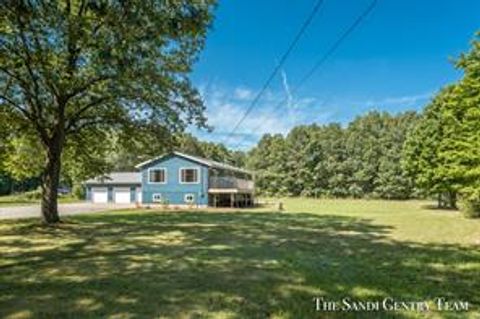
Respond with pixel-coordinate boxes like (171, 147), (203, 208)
(135, 151), (252, 175)
(84, 172), (141, 185)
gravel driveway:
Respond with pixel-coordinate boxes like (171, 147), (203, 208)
(0, 202), (136, 220)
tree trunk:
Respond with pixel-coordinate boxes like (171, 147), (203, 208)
(447, 191), (457, 209)
(41, 133), (64, 224)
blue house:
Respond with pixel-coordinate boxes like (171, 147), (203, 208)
(85, 152), (254, 207)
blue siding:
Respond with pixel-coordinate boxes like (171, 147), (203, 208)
(141, 155), (209, 205)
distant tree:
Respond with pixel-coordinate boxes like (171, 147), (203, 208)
(345, 111), (386, 196)
(174, 133), (242, 165)
(374, 112), (418, 199)
(0, 1), (215, 223)
(230, 150), (247, 168)
(248, 112), (416, 199)
(321, 124), (350, 197)
(247, 134), (288, 196)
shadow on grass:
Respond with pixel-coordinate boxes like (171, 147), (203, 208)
(0, 211), (479, 318)
(420, 204), (459, 212)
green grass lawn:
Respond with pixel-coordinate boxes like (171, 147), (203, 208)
(0, 194), (80, 206)
(0, 198), (479, 318)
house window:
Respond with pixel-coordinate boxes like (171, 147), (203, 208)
(180, 168), (199, 184)
(152, 193), (163, 202)
(184, 193), (195, 203)
(149, 168), (166, 183)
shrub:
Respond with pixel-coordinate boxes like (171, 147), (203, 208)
(72, 184), (85, 199)
(23, 188), (42, 200)
(161, 198), (170, 209)
(462, 199), (480, 218)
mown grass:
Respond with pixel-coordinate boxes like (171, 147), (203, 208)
(0, 194), (79, 207)
(0, 198), (479, 318)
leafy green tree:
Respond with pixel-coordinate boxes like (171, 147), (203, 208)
(403, 87), (460, 208)
(374, 112), (418, 199)
(403, 33), (480, 215)
(442, 35), (480, 214)
(247, 134), (288, 196)
(345, 111), (386, 196)
(0, 0), (215, 223)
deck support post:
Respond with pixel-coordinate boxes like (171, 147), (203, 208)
(230, 193), (234, 208)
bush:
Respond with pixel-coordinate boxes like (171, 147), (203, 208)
(72, 184), (85, 199)
(462, 199), (480, 218)
(23, 188), (42, 200)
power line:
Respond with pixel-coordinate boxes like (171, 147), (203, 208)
(295, 0), (378, 89)
(231, 0), (378, 150)
(224, 0), (325, 144)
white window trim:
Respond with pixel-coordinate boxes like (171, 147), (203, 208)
(179, 167), (201, 184)
(184, 193), (195, 203)
(148, 167), (167, 184)
(152, 193), (163, 202)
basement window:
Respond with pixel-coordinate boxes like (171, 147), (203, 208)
(152, 193), (163, 202)
(184, 194), (195, 203)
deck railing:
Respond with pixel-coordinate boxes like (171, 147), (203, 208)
(209, 176), (254, 190)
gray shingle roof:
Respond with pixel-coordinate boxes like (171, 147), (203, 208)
(84, 172), (141, 185)
(135, 151), (252, 175)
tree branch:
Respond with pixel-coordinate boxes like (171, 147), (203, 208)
(64, 75), (113, 102)
(68, 117), (119, 134)
(66, 96), (115, 131)
(0, 93), (49, 144)
(0, 94), (29, 118)
(15, 13), (47, 123)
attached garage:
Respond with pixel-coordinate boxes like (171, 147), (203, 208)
(114, 187), (131, 204)
(92, 187), (108, 203)
(85, 172), (141, 204)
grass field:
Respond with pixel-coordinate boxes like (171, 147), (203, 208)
(0, 198), (479, 318)
(0, 194), (79, 207)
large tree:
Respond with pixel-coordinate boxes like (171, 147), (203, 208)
(403, 33), (480, 213)
(0, 0), (215, 223)
(403, 87), (460, 208)
(450, 34), (480, 213)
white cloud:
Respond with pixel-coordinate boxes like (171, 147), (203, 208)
(191, 83), (332, 150)
(233, 87), (254, 100)
(363, 92), (433, 108)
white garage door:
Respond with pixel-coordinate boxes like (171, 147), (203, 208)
(92, 187), (108, 203)
(114, 188), (131, 204)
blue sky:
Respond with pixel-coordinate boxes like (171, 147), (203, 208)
(189, 0), (480, 150)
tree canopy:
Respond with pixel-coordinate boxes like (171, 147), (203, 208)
(247, 111), (418, 199)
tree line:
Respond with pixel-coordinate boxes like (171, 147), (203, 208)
(246, 111), (419, 200)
